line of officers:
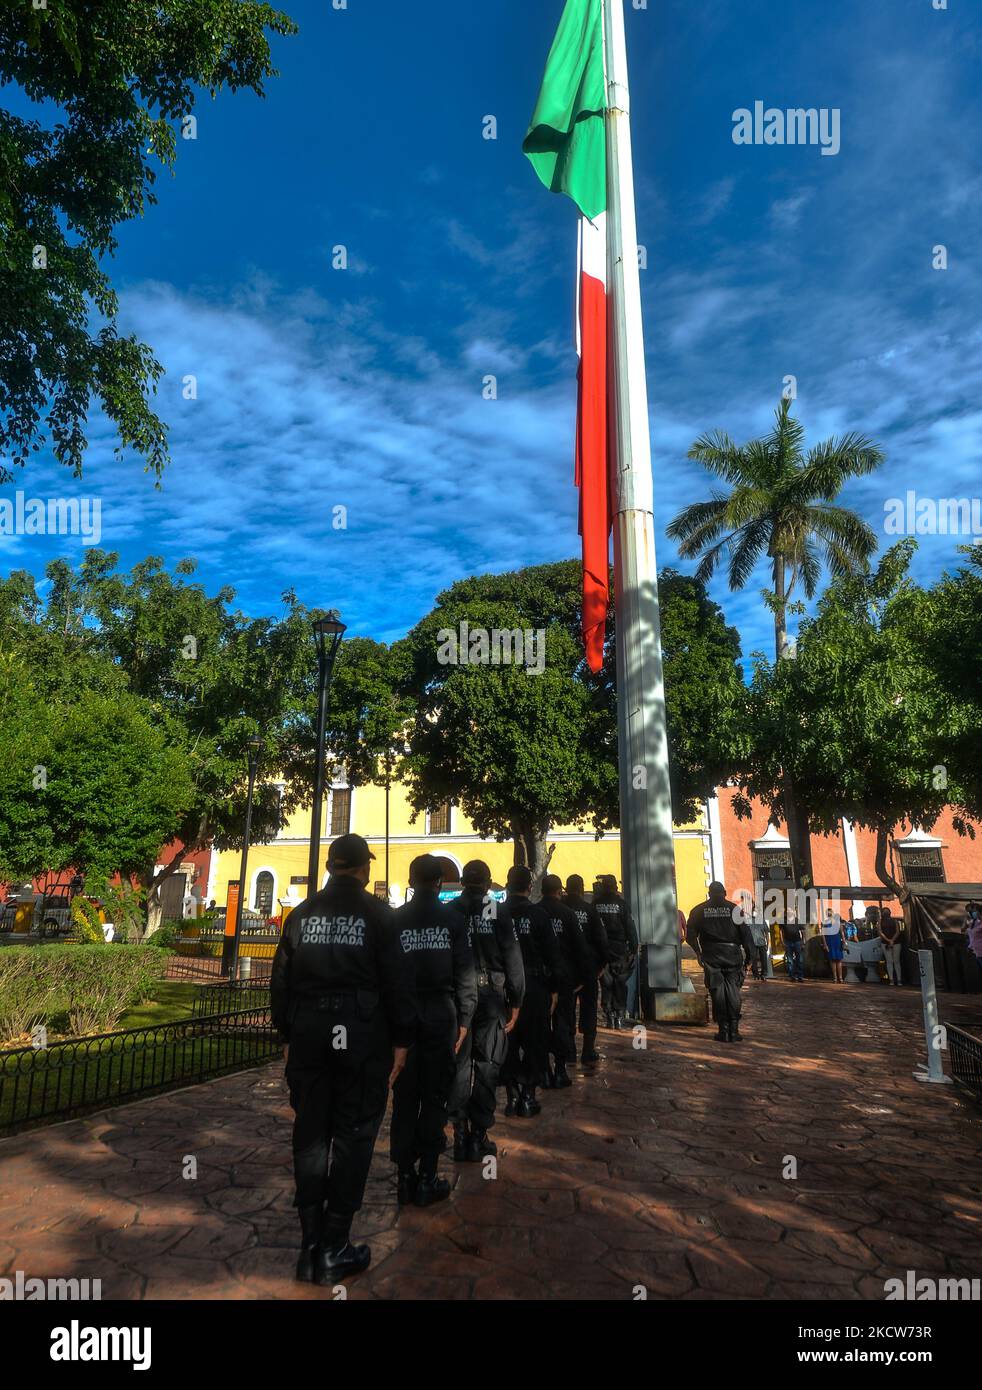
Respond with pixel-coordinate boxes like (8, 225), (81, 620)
(270, 832), (639, 1286)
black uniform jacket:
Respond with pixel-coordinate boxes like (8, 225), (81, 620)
(271, 875), (417, 1046)
(506, 893), (565, 990)
(686, 898), (753, 969)
(593, 892), (639, 958)
(394, 888), (478, 1032)
(564, 893), (610, 975)
(541, 897), (590, 990)
(450, 886), (525, 1008)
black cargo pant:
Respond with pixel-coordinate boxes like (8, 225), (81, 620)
(601, 946), (632, 1015)
(704, 963), (745, 1026)
(286, 996), (391, 1215)
(550, 987), (577, 1064)
(450, 986), (507, 1132)
(503, 973), (551, 1087)
(389, 991), (457, 1168)
(576, 969), (600, 1038)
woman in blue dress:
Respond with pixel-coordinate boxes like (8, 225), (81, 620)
(821, 911), (846, 982)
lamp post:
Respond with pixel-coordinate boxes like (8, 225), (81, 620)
(307, 612), (346, 896)
(227, 734), (263, 981)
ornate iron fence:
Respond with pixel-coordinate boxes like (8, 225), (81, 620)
(948, 1025), (982, 1100)
(0, 1008), (279, 1135)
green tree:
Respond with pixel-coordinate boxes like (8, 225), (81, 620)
(0, 0), (296, 480)
(0, 552), (324, 925)
(0, 663), (193, 890)
(399, 561), (743, 886)
(729, 543), (975, 894)
(667, 397), (885, 884)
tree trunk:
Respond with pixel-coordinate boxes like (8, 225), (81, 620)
(512, 821), (554, 900)
(874, 825), (902, 896)
(143, 815), (209, 940)
(774, 549), (811, 893)
(773, 552), (790, 660)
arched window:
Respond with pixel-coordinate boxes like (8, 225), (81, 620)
(254, 871), (274, 916)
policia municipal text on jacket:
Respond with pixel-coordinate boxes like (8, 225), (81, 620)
(685, 881), (753, 1042)
(271, 833), (416, 1285)
(390, 854), (477, 1208)
(449, 859), (525, 1162)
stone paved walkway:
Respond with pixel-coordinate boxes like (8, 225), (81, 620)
(1, 977), (979, 1300)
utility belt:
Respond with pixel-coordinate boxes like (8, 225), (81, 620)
(294, 989), (380, 1019)
(476, 969), (505, 992)
(524, 965), (546, 980)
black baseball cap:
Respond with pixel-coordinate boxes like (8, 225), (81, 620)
(327, 833), (375, 870)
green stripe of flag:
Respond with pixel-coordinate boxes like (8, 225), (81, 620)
(522, 0), (607, 221)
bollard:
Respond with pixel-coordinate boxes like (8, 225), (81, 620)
(913, 949), (952, 1085)
(239, 955), (252, 982)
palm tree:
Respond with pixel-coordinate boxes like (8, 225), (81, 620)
(667, 398), (885, 659)
(668, 397), (885, 892)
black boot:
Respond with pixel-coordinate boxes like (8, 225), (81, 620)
(581, 1032), (604, 1063)
(314, 1214), (370, 1284)
(396, 1165), (418, 1206)
(465, 1127), (497, 1162)
(414, 1156), (451, 1207)
(515, 1084), (541, 1118)
(554, 1059), (573, 1088)
(715, 1021), (728, 1042)
(504, 1082), (520, 1116)
(729, 1021), (742, 1043)
(452, 1122), (469, 1162)
(295, 1203), (323, 1283)
(544, 1064), (557, 1089)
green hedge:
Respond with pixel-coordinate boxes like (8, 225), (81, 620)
(0, 944), (168, 1042)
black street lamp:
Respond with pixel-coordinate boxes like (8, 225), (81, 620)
(225, 734), (263, 981)
(307, 612), (346, 895)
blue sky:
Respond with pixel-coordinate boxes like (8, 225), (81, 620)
(2, 0), (980, 665)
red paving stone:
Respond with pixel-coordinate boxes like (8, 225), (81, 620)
(0, 975), (979, 1301)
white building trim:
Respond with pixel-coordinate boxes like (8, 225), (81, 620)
(840, 817), (865, 915)
(705, 797), (725, 885)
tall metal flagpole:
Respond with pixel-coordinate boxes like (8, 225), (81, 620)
(602, 0), (682, 1004)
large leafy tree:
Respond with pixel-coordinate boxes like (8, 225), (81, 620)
(0, 552), (322, 925)
(0, 661), (193, 884)
(728, 542), (976, 895)
(399, 560), (742, 886)
(667, 397), (885, 883)
(0, 0), (296, 480)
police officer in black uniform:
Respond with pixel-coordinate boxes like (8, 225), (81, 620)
(449, 860), (524, 1162)
(271, 833), (416, 1284)
(564, 873), (610, 1063)
(594, 874), (639, 1030)
(502, 865), (563, 1116)
(390, 854), (477, 1207)
(686, 880), (753, 1042)
(540, 873), (589, 1087)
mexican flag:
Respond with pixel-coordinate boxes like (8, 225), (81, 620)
(523, 0), (609, 673)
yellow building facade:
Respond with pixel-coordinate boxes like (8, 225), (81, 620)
(207, 774), (716, 920)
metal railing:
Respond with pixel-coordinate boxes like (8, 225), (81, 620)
(948, 1025), (982, 1100)
(189, 979), (272, 1017)
(0, 1008), (278, 1136)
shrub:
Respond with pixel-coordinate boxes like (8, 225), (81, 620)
(0, 945), (167, 1041)
(0, 950), (50, 1041)
(145, 917), (183, 950)
(70, 896), (104, 943)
